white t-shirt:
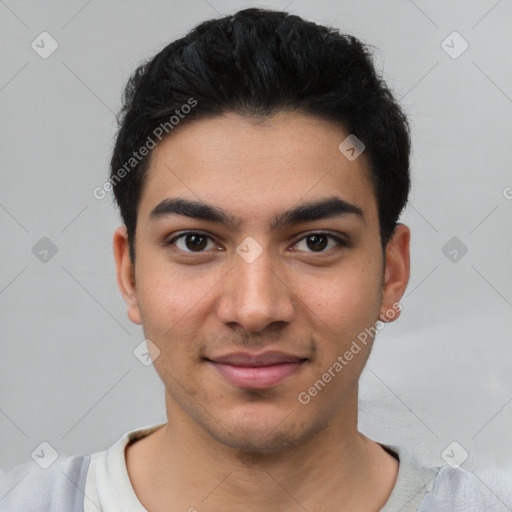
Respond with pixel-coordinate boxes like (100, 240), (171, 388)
(0, 422), (510, 511)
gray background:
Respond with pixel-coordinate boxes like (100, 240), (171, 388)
(1, 0), (511, 498)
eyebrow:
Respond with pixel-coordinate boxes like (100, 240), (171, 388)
(148, 196), (365, 230)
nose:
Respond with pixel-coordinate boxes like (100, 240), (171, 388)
(216, 244), (295, 334)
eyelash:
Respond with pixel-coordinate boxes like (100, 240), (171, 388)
(164, 230), (348, 255)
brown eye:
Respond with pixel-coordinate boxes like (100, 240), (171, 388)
(292, 233), (347, 253)
(166, 232), (216, 253)
(305, 234), (328, 251)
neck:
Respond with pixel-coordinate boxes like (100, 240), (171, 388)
(127, 386), (398, 512)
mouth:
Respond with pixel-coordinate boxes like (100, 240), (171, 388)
(204, 351), (309, 390)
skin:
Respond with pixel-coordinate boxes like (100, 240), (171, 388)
(114, 111), (410, 512)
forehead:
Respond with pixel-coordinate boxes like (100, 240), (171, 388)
(137, 111), (377, 228)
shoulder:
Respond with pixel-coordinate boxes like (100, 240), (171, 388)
(379, 442), (512, 512)
(0, 453), (90, 511)
(418, 465), (512, 511)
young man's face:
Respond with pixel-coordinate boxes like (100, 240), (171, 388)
(114, 111), (409, 452)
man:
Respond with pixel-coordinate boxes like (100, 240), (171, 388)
(1, 7), (508, 511)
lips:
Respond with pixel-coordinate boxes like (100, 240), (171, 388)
(206, 351), (308, 389)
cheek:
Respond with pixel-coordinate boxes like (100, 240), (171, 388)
(135, 282), (190, 366)
(300, 261), (382, 337)
(135, 257), (219, 370)
(297, 266), (381, 405)
(136, 256), (207, 328)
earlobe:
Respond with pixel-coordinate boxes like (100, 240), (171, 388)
(379, 224), (410, 323)
(113, 225), (142, 325)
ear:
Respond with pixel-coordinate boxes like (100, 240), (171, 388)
(379, 223), (410, 323)
(113, 225), (142, 325)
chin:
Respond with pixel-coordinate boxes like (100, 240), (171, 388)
(212, 428), (307, 453)
(204, 408), (328, 454)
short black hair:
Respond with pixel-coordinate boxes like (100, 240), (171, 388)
(109, 7), (411, 263)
